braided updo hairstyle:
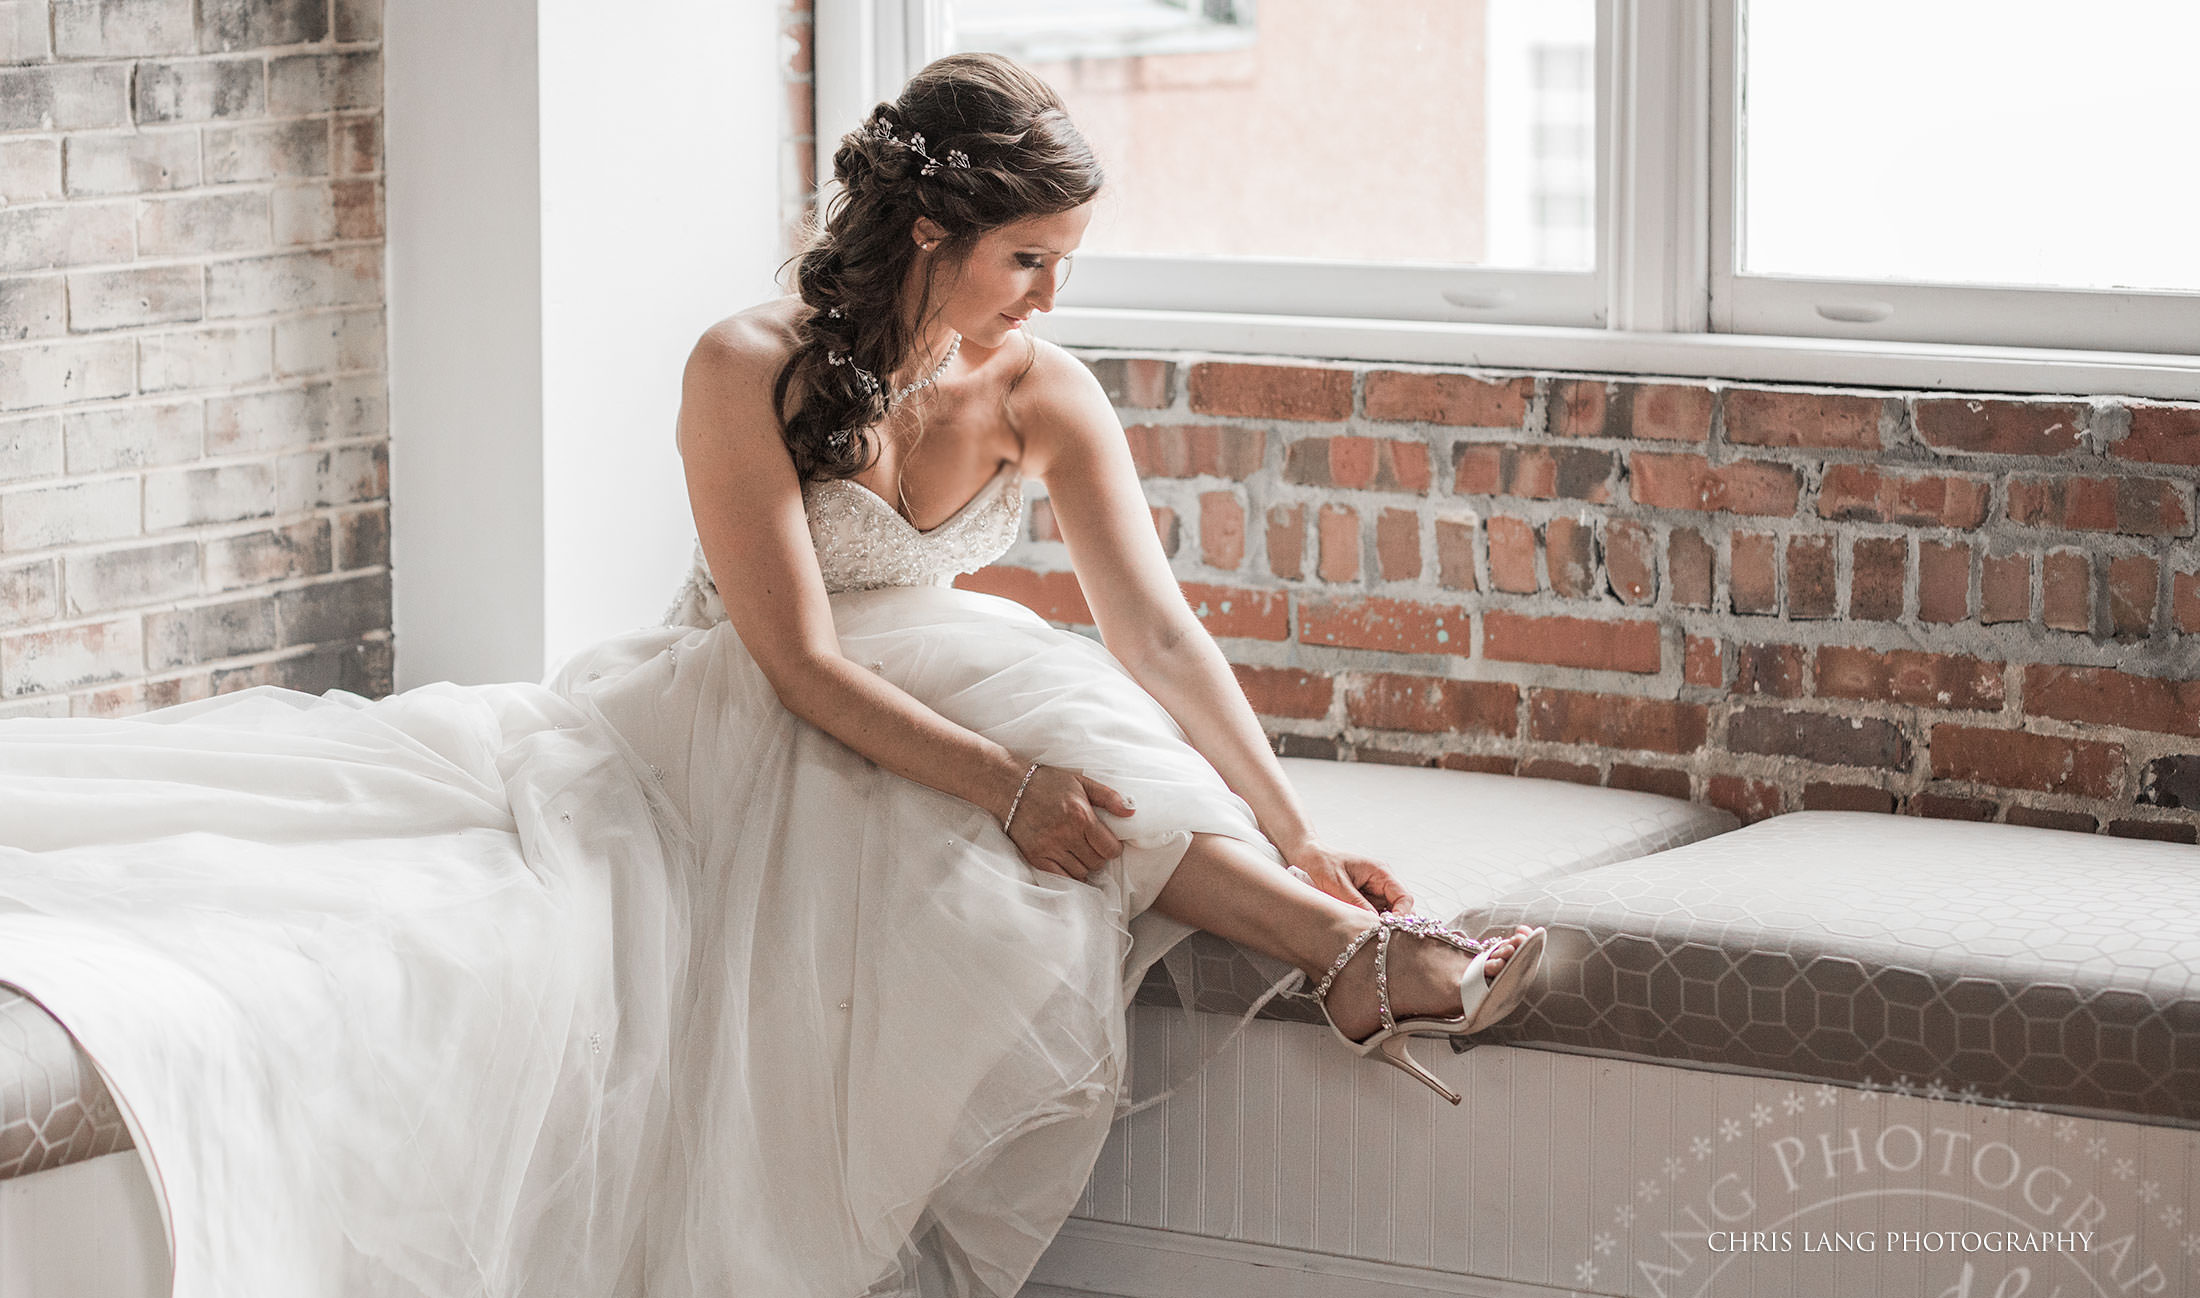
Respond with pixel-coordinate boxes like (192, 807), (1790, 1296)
(773, 52), (1103, 481)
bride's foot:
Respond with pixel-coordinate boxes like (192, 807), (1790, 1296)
(1318, 921), (1539, 1044)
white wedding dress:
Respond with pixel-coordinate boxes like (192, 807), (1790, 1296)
(0, 457), (1293, 1298)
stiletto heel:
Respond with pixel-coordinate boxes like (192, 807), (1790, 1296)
(1312, 912), (1548, 1106)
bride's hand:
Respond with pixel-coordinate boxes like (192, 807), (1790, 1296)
(1004, 764), (1136, 885)
(1283, 840), (1414, 915)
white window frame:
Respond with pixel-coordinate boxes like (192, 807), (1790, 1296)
(815, 0), (2200, 401)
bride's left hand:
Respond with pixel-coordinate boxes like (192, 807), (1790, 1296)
(1282, 840), (1415, 915)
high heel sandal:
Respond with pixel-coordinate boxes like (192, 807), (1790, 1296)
(1312, 911), (1548, 1105)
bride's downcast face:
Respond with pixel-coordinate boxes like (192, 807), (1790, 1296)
(923, 202), (1095, 351)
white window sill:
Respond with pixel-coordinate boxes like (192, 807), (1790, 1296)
(1034, 306), (2200, 403)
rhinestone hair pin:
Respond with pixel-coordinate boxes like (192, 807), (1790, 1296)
(865, 119), (971, 177)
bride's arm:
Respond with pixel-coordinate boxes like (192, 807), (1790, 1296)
(1014, 342), (1406, 910)
(678, 327), (1033, 822)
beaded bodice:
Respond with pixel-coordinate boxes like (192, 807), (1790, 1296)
(665, 461), (1025, 627)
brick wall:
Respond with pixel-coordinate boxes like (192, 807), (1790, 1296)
(965, 356), (2200, 841)
(0, 0), (389, 718)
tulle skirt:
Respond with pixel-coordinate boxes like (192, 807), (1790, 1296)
(0, 581), (1289, 1297)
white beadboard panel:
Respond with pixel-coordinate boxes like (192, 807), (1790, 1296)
(0, 1151), (167, 1298)
(1071, 1007), (2200, 1298)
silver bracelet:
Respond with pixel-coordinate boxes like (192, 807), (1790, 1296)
(1001, 761), (1041, 835)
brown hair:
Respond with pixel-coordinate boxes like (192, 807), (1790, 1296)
(772, 52), (1103, 481)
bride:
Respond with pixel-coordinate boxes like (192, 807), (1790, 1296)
(0, 51), (1543, 1298)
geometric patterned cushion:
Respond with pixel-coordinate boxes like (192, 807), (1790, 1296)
(0, 984), (134, 1182)
(1136, 757), (1742, 1025)
(1456, 811), (2200, 1127)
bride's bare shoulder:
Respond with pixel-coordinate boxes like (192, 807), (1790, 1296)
(688, 296), (809, 383)
(680, 297), (811, 457)
(999, 333), (1120, 475)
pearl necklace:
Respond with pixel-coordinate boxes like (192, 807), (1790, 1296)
(889, 334), (960, 404)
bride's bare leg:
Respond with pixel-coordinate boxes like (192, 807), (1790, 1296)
(1147, 832), (1533, 1043)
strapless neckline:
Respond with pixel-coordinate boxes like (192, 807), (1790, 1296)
(815, 461), (1019, 537)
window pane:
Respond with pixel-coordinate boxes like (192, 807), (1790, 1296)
(1742, 1), (2200, 293)
(944, 0), (1597, 270)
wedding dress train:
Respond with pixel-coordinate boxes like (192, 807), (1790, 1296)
(0, 457), (1295, 1297)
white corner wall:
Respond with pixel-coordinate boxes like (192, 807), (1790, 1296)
(387, 0), (784, 688)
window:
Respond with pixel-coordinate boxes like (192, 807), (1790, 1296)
(816, 0), (2200, 375)
(1717, 0), (2200, 355)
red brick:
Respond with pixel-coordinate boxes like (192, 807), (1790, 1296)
(1683, 634), (1723, 687)
(1188, 363), (1352, 421)
(1849, 536), (1907, 621)
(1548, 379), (1610, 438)
(2024, 664), (2200, 737)
(1816, 464), (1990, 529)
(1344, 745), (1432, 768)
(1485, 611), (1661, 673)
(1232, 664), (1333, 720)
(1803, 782), (1896, 813)
(1550, 380), (1711, 442)
(1632, 384), (1715, 442)
(2006, 476), (2192, 537)
(1544, 516), (1596, 598)
(1604, 519), (1656, 604)
(1027, 498), (1060, 542)
(1344, 673), (1518, 737)
(1152, 505), (1180, 557)
(1528, 689), (1709, 754)
(2106, 554), (2159, 637)
(1298, 595), (1470, 655)
(1085, 357), (1174, 409)
(1725, 388), (1886, 451)
(1375, 508), (1420, 581)
(2109, 818), (2199, 844)
(1434, 516), (1476, 591)
(1198, 490), (1245, 570)
(1729, 532), (1778, 615)
(1707, 774), (1782, 823)
(1363, 371), (1531, 428)
(1728, 707), (1912, 769)
(1914, 398), (2087, 456)
(1178, 582), (1288, 640)
(1733, 642), (1808, 698)
(1631, 452), (1801, 516)
(2176, 569), (2200, 633)
(2116, 403), (2200, 466)
(1451, 443), (1615, 502)
(1266, 503), (1304, 579)
(954, 566), (1090, 624)
(1786, 534), (1836, 619)
(1930, 725), (2124, 798)
(1815, 646), (2005, 712)
(1438, 752), (1517, 776)
(1981, 551), (2032, 624)
(1668, 528), (1712, 608)
(1282, 436), (1430, 492)
(1908, 790), (1997, 822)
(1122, 424), (1265, 479)
(1917, 541), (1971, 624)
(2005, 805), (2097, 834)
(1315, 504), (1359, 583)
(1610, 763), (1691, 799)
(1485, 516), (1538, 593)
(2042, 550), (2092, 633)
(1521, 758), (1599, 785)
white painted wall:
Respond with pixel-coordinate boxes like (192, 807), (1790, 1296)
(540, 0), (784, 671)
(388, 0), (785, 687)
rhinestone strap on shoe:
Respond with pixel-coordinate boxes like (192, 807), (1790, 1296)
(1314, 911), (1489, 1034)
